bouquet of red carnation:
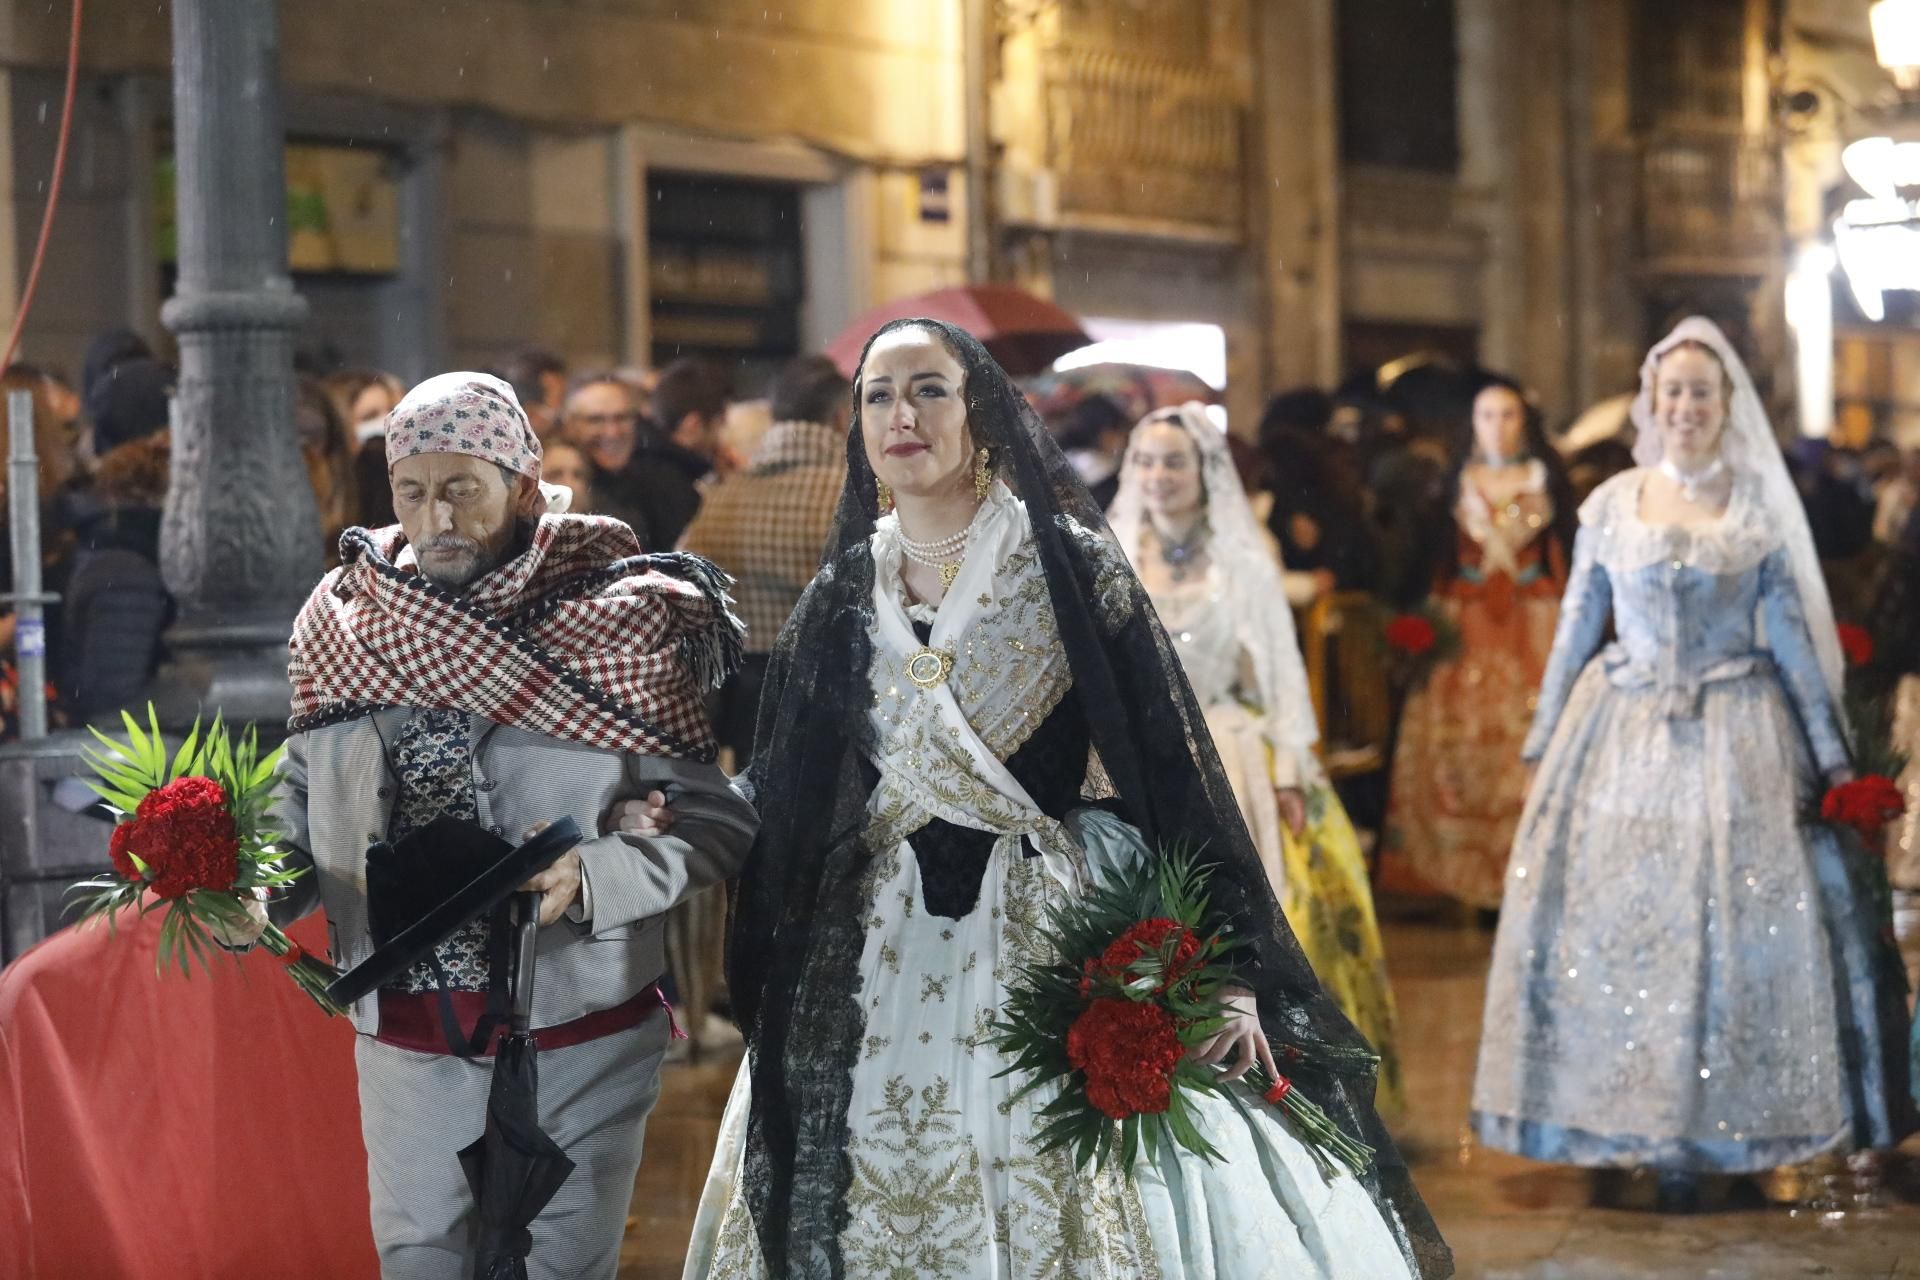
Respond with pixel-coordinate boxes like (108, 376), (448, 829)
(1826, 684), (1912, 850)
(69, 705), (343, 1015)
(991, 848), (1372, 1180)
(1381, 602), (1460, 691)
(1383, 614), (1436, 656)
(1837, 623), (1875, 668)
(1823, 775), (1907, 846)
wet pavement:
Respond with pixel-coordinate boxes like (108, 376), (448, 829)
(622, 902), (1920, 1279)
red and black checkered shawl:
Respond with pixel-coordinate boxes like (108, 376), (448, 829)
(288, 515), (744, 762)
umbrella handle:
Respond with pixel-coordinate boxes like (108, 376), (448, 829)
(509, 890), (541, 1034)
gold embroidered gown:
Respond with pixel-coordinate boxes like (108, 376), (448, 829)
(683, 484), (1416, 1280)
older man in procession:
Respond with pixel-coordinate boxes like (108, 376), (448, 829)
(230, 372), (758, 1278)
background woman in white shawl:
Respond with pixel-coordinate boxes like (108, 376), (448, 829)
(1110, 403), (1404, 1112)
(1472, 317), (1913, 1210)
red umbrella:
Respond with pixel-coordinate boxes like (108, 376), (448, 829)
(825, 284), (1091, 377)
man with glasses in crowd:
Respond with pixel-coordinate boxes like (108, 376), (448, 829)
(556, 372), (655, 547)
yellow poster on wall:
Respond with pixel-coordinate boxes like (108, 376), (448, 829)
(156, 142), (401, 275)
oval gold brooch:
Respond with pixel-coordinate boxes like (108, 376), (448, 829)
(905, 646), (955, 690)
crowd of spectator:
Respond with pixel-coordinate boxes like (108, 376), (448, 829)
(9, 327), (1920, 766)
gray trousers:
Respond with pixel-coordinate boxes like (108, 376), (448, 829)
(354, 1013), (669, 1279)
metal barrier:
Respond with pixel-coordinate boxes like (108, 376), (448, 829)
(5, 386), (53, 740)
(0, 733), (111, 965)
(0, 384), (101, 964)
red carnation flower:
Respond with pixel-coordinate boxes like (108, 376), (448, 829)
(1837, 623), (1875, 668)
(1106, 918), (1200, 984)
(124, 775), (241, 899)
(108, 821), (141, 882)
(1822, 774), (1907, 845)
(1080, 918), (1203, 996)
(1066, 997), (1184, 1119)
(1384, 615), (1437, 657)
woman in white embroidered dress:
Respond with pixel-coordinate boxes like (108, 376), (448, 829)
(1108, 404), (1403, 1113)
(1472, 318), (1912, 1208)
(657, 321), (1448, 1279)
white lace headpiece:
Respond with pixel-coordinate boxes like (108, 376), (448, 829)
(1630, 316), (1845, 718)
(1107, 402), (1321, 765)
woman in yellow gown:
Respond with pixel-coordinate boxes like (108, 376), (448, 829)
(1108, 404), (1403, 1110)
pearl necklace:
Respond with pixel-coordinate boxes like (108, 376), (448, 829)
(897, 506), (983, 590)
(897, 525), (968, 559)
(1659, 457), (1726, 503)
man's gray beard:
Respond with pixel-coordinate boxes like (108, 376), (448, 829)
(417, 519), (534, 591)
(419, 546), (501, 592)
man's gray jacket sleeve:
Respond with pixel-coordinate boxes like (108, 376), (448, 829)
(570, 754), (758, 935)
(266, 731), (324, 929)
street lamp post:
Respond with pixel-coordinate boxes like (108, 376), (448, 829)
(152, 0), (322, 729)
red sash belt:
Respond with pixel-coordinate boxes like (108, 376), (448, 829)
(373, 982), (673, 1056)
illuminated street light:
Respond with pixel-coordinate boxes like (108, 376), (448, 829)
(1872, 0), (1920, 92)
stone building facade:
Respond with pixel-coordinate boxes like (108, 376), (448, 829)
(0, 0), (1828, 429)
(0, 0), (972, 387)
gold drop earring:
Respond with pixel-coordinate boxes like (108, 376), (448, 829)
(973, 447), (993, 501)
(876, 477), (894, 515)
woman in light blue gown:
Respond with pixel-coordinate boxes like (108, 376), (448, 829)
(1471, 318), (1913, 1205)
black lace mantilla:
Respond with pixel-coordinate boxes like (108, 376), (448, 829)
(726, 319), (1453, 1279)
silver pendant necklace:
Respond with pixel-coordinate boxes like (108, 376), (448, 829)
(1155, 518), (1209, 583)
(1659, 457), (1726, 503)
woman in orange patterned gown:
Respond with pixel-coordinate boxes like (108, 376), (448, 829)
(1385, 378), (1573, 910)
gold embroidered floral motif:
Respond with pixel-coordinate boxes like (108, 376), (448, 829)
(955, 1005), (998, 1052)
(992, 1141), (1161, 1279)
(701, 1188), (765, 1278)
(842, 1076), (989, 1279)
(994, 853), (1053, 986)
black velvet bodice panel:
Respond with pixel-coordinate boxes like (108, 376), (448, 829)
(903, 620), (1089, 919)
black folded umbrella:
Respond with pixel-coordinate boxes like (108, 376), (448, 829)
(325, 816), (582, 1009)
(324, 818), (583, 1275)
(460, 891), (576, 1280)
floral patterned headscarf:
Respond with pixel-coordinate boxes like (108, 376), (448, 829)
(385, 372), (543, 480)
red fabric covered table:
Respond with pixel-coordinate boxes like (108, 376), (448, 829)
(0, 910), (375, 1279)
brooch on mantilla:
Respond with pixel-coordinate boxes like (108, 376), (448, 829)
(904, 646), (956, 690)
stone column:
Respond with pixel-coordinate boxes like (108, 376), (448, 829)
(152, 0), (321, 729)
(1250, 0), (1343, 392)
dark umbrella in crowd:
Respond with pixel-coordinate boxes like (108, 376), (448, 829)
(459, 890), (575, 1280)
